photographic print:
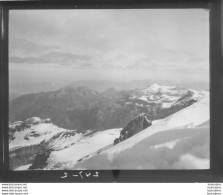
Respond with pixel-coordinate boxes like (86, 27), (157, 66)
(8, 9), (210, 170)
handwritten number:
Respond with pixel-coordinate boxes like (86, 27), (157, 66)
(93, 171), (99, 177)
(85, 172), (91, 177)
(61, 171), (99, 179)
(61, 172), (68, 179)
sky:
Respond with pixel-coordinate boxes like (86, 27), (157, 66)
(9, 9), (209, 85)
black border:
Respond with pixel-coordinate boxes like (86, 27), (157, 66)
(1, 0), (223, 183)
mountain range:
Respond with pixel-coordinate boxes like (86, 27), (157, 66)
(9, 84), (206, 131)
(9, 84), (210, 170)
(9, 79), (209, 100)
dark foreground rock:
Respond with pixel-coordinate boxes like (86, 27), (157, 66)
(114, 113), (152, 144)
(29, 150), (51, 170)
(9, 142), (47, 170)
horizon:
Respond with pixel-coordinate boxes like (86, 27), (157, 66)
(9, 78), (209, 101)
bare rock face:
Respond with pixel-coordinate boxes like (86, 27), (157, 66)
(9, 143), (47, 170)
(114, 113), (152, 144)
(29, 150), (51, 170)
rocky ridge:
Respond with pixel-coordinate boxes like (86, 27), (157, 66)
(9, 84), (205, 131)
(114, 113), (152, 144)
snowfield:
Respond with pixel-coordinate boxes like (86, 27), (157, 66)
(46, 128), (121, 169)
(14, 164), (32, 171)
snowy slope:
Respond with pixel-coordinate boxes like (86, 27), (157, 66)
(46, 128), (121, 169)
(62, 92), (209, 170)
(14, 164), (32, 171)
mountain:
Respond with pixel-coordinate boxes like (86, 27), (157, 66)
(9, 84), (209, 170)
(114, 113), (152, 144)
(9, 117), (78, 169)
(9, 81), (67, 101)
(68, 80), (209, 92)
(9, 84), (206, 131)
(9, 87), (101, 130)
(9, 79), (209, 101)
(9, 117), (121, 170)
(67, 80), (155, 92)
(54, 93), (209, 170)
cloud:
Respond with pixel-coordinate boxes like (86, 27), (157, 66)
(100, 64), (120, 69)
(80, 62), (93, 68)
(10, 51), (92, 66)
(10, 11), (60, 39)
(10, 56), (46, 64)
(122, 48), (209, 73)
(9, 10), (209, 84)
(9, 38), (60, 55)
(186, 52), (208, 64)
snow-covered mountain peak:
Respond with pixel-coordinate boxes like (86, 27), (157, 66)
(147, 83), (161, 90)
(25, 117), (42, 124)
(142, 83), (177, 93)
(130, 84), (208, 110)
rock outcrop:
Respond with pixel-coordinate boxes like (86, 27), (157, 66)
(9, 142), (47, 170)
(29, 150), (51, 170)
(114, 113), (152, 144)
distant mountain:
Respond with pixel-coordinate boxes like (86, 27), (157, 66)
(9, 84), (207, 131)
(9, 79), (209, 101)
(68, 80), (209, 92)
(9, 87), (100, 130)
(67, 80), (154, 92)
(9, 81), (67, 100)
